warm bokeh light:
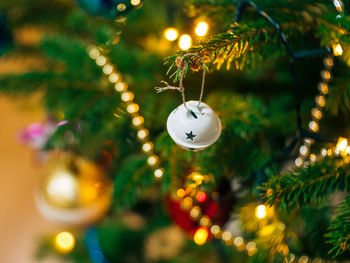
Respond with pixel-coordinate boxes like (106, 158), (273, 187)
(178, 34), (192, 50)
(147, 155), (158, 166)
(132, 116), (144, 126)
(194, 227), (209, 245)
(108, 72), (120, 83)
(142, 142), (153, 152)
(336, 137), (348, 152)
(333, 43), (343, 56)
(121, 91), (134, 102)
(176, 188), (186, 198)
(115, 82), (127, 92)
(131, 0), (141, 6)
(195, 191), (207, 202)
(195, 21), (209, 37)
(46, 171), (78, 206)
(127, 103), (139, 113)
(137, 129), (149, 140)
(154, 168), (164, 178)
(255, 204), (266, 219)
(164, 27), (179, 41)
(55, 231), (75, 253)
(117, 3), (126, 11)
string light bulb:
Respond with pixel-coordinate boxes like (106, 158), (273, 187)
(115, 82), (127, 92)
(130, 0), (141, 6)
(154, 168), (164, 178)
(193, 227), (209, 245)
(195, 21), (209, 37)
(333, 43), (343, 56)
(255, 204), (266, 219)
(142, 142), (153, 152)
(336, 137), (348, 152)
(137, 129), (149, 140)
(132, 116), (144, 126)
(178, 34), (192, 50)
(164, 27), (179, 41)
(55, 231), (75, 254)
(127, 103), (139, 113)
(147, 155), (158, 166)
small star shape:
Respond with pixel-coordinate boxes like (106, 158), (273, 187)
(185, 131), (196, 141)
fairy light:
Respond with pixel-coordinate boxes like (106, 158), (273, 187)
(88, 47), (100, 59)
(210, 225), (220, 235)
(321, 70), (331, 81)
(221, 231), (232, 242)
(121, 91), (134, 102)
(321, 148), (327, 156)
(199, 215), (211, 227)
(194, 227), (209, 245)
(255, 204), (266, 219)
(336, 137), (348, 152)
(323, 57), (333, 68)
(299, 145), (308, 156)
(195, 191), (207, 202)
(316, 96), (326, 107)
(178, 34), (192, 50)
(311, 108), (322, 120)
(318, 83), (328, 94)
(115, 82), (127, 92)
(195, 21), (209, 37)
(164, 27), (179, 41)
(310, 153), (317, 162)
(96, 56), (107, 66)
(102, 64), (113, 75)
(108, 73), (120, 83)
(334, 0), (343, 12)
(117, 3), (126, 11)
(132, 116), (144, 126)
(130, 0), (141, 5)
(333, 43), (343, 56)
(127, 103), (139, 113)
(190, 206), (201, 219)
(308, 121), (319, 132)
(295, 157), (303, 167)
(55, 231), (75, 254)
(137, 129), (149, 140)
(147, 155), (158, 166)
(154, 168), (164, 178)
(234, 237), (244, 246)
(142, 142), (153, 152)
(176, 188), (186, 198)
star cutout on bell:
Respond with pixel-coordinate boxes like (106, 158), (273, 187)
(186, 131), (196, 141)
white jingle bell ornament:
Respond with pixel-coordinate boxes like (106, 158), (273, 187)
(157, 53), (222, 151)
(167, 101), (221, 151)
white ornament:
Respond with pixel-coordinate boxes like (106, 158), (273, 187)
(167, 100), (222, 151)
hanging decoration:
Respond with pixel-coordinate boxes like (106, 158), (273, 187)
(35, 151), (112, 226)
(156, 53), (222, 151)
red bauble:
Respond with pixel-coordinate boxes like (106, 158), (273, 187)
(166, 191), (234, 236)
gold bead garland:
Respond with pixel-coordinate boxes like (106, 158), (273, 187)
(88, 46), (164, 179)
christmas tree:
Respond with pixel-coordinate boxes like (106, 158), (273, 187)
(1, 0), (350, 262)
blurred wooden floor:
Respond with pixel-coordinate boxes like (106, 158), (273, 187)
(0, 96), (64, 263)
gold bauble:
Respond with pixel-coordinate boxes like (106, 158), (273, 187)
(35, 152), (112, 226)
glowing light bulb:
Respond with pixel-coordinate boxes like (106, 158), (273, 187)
(117, 3), (126, 11)
(131, 0), (141, 6)
(199, 215), (211, 226)
(195, 21), (209, 37)
(109, 73), (120, 83)
(318, 83), (328, 94)
(164, 27), (179, 41)
(55, 231), (75, 254)
(176, 188), (186, 198)
(299, 145), (308, 156)
(222, 231), (232, 242)
(96, 56), (107, 66)
(312, 108), (322, 120)
(103, 64), (113, 75)
(295, 157), (303, 167)
(194, 227), (209, 245)
(137, 129), (148, 140)
(115, 82), (127, 92)
(147, 155), (158, 166)
(210, 225), (220, 235)
(178, 34), (192, 50)
(333, 43), (343, 56)
(234, 236), (244, 246)
(154, 168), (164, 178)
(336, 137), (348, 152)
(333, 0), (343, 12)
(195, 191), (207, 202)
(88, 47), (100, 59)
(309, 121), (319, 132)
(321, 70), (331, 80)
(121, 91), (134, 102)
(255, 204), (266, 219)
(316, 96), (326, 107)
(142, 142), (153, 152)
(190, 206), (201, 219)
(127, 103), (139, 113)
(132, 116), (144, 126)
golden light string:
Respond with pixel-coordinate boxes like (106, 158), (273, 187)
(88, 46), (164, 180)
(88, 41), (345, 261)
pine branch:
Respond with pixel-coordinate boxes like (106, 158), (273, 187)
(326, 195), (350, 257)
(263, 157), (350, 210)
